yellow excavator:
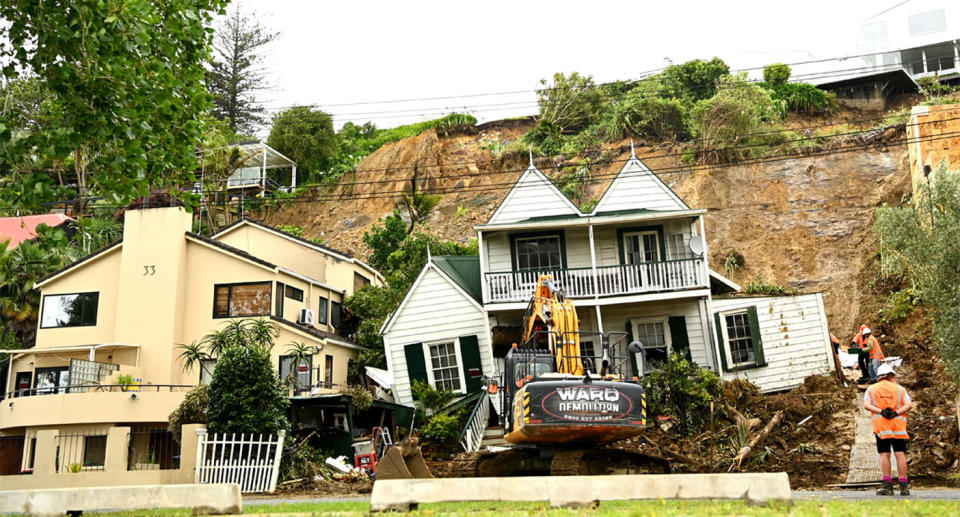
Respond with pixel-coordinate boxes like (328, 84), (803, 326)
(379, 275), (661, 478)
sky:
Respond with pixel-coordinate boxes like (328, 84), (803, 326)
(242, 0), (888, 130)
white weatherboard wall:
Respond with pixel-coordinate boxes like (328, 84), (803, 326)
(487, 166), (580, 225)
(383, 266), (494, 408)
(712, 293), (833, 393)
(593, 158), (688, 213)
(600, 299), (713, 370)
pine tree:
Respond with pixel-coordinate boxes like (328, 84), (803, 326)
(208, 5), (278, 134)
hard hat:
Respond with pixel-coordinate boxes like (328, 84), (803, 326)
(862, 327), (872, 335)
(877, 363), (895, 377)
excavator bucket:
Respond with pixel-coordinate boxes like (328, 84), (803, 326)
(374, 437), (433, 480)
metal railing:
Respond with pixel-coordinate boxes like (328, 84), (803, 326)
(484, 257), (706, 303)
(458, 391), (490, 452)
(127, 426), (181, 471)
(5, 384), (195, 399)
(55, 428), (110, 473)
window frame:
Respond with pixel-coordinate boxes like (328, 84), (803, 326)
(39, 292), (99, 329)
(278, 354), (313, 390)
(509, 231), (566, 272)
(324, 354), (334, 387)
(317, 296), (328, 325)
(630, 317), (672, 374)
(285, 285), (304, 302)
(212, 281), (272, 319)
(82, 435), (107, 467)
(715, 307), (767, 371)
(423, 338), (466, 394)
(617, 226), (665, 265)
(33, 366), (70, 395)
(330, 300), (343, 329)
(199, 358), (218, 385)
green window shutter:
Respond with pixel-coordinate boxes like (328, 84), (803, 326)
(747, 306), (767, 367)
(403, 343), (428, 387)
(668, 316), (692, 363)
(714, 313), (730, 372)
(458, 335), (483, 393)
(625, 321), (638, 377)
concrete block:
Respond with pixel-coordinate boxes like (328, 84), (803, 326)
(0, 483), (242, 516)
(370, 473), (792, 511)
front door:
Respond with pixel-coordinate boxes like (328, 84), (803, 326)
(623, 231), (661, 290)
(14, 372), (32, 397)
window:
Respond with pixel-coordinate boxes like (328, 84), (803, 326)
(317, 297), (328, 325)
(623, 231), (660, 264)
(514, 235), (562, 271)
(14, 372), (32, 397)
(331, 301), (343, 328)
(213, 282), (271, 318)
(580, 340), (597, 371)
(34, 367), (69, 395)
(908, 9), (946, 36)
(428, 342), (461, 391)
(285, 285), (304, 302)
(279, 355), (312, 390)
(40, 292), (98, 328)
(83, 435), (107, 467)
(324, 354), (334, 387)
(354, 272), (371, 293)
(275, 282), (285, 319)
(723, 311), (756, 365)
(633, 319), (670, 374)
(199, 359), (217, 384)
(666, 233), (691, 259)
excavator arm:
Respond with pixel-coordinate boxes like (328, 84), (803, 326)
(521, 275), (583, 376)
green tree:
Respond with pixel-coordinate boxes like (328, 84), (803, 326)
(688, 73), (782, 163)
(267, 107), (339, 183)
(206, 322), (289, 435)
(875, 163), (960, 379)
(0, 234), (70, 345)
(762, 63), (792, 86)
(400, 172), (442, 234)
(0, 0), (227, 208)
(208, 5), (278, 134)
(362, 211), (408, 272)
(536, 72), (607, 135)
(660, 57), (730, 101)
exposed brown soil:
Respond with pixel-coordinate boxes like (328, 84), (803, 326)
(269, 477), (373, 498)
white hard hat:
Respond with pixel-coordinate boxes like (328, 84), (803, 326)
(877, 363), (895, 377)
(862, 327), (872, 335)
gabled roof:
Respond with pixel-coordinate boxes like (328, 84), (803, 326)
(0, 214), (74, 249)
(212, 219), (384, 281)
(486, 162), (581, 225)
(185, 232), (278, 270)
(431, 256), (481, 303)
(591, 154), (689, 214)
(35, 240), (123, 288)
(269, 315), (360, 350)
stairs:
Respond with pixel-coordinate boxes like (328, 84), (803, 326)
(481, 426), (511, 448)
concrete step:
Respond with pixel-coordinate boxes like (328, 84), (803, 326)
(484, 427), (503, 438)
(481, 438), (511, 447)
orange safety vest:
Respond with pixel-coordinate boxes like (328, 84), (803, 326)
(867, 380), (909, 440)
(853, 325), (868, 346)
(865, 336), (884, 361)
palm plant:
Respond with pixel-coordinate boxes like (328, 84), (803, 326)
(243, 318), (278, 351)
(200, 318), (278, 357)
(177, 341), (211, 375)
(284, 341), (314, 388)
(0, 239), (68, 345)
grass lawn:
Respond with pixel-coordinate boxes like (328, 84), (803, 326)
(60, 499), (960, 516)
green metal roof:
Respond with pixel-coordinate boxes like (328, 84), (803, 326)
(519, 208), (663, 224)
(432, 255), (481, 302)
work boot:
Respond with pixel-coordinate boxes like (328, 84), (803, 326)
(876, 481), (894, 496)
(899, 481), (910, 496)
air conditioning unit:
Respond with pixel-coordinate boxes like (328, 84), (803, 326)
(299, 308), (315, 325)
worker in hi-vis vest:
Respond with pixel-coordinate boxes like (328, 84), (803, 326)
(860, 327), (884, 383)
(863, 363), (913, 496)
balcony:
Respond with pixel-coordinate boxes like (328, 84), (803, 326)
(484, 258), (707, 303)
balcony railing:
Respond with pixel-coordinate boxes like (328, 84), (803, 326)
(4, 384), (194, 399)
(484, 258), (707, 303)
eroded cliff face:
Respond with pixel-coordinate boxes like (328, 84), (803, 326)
(265, 120), (911, 333)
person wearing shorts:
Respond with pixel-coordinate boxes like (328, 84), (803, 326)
(863, 364), (913, 496)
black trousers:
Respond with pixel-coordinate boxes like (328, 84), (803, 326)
(858, 351), (869, 378)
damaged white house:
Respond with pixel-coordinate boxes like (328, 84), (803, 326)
(381, 151), (837, 414)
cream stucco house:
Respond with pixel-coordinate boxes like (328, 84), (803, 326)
(0, 206), (381, 476)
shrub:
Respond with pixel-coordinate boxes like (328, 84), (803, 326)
(411, 379), (457, 415)
(168, 384), (209, 442)
(604, 93), (687, 140)
(536, 72), (607, 135)
(420, 412), (461, 446)
(723, 249), (744, 276)
(769, 83), (838, 114)
(880, 289), (918, 323)
(207, 344), (290, 435)
(744, 276), (789, 295)
(688, 73), (782, 162)
(917, 75), (955, 97)
(640, 353), (722, 436)
(340, 384), (374, 412)
(762, 63), (792, 86)
(660, 57), (731, 101)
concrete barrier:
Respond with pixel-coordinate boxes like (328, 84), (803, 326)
(0, 483), (242, 516)
(370, 473), (792, 511)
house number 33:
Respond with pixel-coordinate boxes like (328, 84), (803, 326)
(142, 265), (157, 276)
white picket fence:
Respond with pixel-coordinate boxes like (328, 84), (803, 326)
(194, 429), (285, 493)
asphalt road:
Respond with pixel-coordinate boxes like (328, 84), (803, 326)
(245, 490), (960, 506)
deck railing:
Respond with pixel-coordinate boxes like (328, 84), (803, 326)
(484, 258), (706, 303)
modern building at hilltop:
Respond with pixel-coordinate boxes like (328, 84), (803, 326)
(381, 152), (837, 424)
(860, 0), (960, 81)
(0, 206), (382, 475)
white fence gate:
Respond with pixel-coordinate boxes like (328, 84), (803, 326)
(194, 429), (285, 493)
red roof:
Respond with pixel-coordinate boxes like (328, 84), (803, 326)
(0, 214), (74, 249)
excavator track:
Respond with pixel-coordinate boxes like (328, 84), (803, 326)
(447, 447), (671, 477)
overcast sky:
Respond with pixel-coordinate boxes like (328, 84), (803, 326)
(243, 0), (885, 130)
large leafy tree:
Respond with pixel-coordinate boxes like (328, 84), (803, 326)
(660, 57), (731, 102)
(208, 5), (278, 134)
(0, 0), (227, 209)
(266, 107), (339, 184)
(536, 72), (607, 135)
